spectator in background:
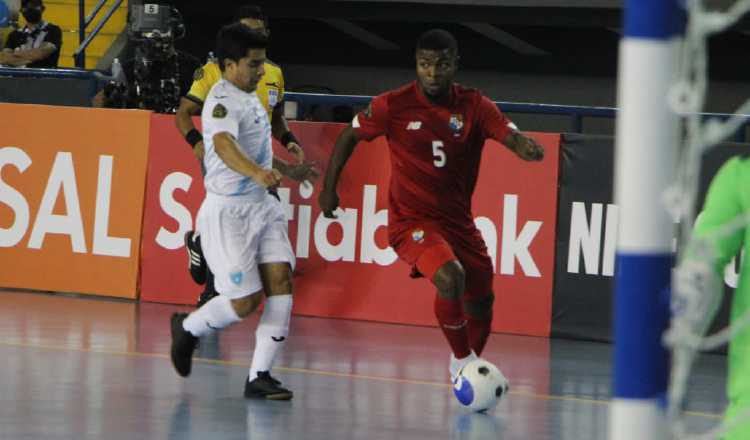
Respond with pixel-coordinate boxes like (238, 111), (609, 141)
(0, 0), (60, 68)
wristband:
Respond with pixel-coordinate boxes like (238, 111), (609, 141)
(185, 129), (203, 148)
(280, 131), (299, 149)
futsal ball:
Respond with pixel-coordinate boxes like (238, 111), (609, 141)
(453, 359), (509, 412)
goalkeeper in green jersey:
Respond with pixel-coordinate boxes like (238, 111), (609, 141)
(667, 155), (750, 439)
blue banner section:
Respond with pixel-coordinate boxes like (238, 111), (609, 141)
(613, 253), (672, 398)
(624, 0), (685, 39)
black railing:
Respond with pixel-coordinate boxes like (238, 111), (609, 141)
(74, 0), (124, 69)
(283, 92), (750, 141)
(0, 67), (748, 139)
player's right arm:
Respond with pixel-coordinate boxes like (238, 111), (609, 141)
(319, 125), (360, 218)
(176, 98), (204, 160)
(319, 95), (389, 218)
(213, 132), (282, 188)
(176, 64), (219, 160)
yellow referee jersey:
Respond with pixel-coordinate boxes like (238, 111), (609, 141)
(185, 60), (285, 121)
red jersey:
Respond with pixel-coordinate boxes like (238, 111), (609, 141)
(353, 81), (514, 232)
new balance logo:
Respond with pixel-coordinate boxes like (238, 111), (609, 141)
(406, 121), (422, 130)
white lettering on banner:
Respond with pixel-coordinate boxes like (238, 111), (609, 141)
(602, 204), (620, 277)
(568, 202), (602, 275)
(567, 202), (619, 276)
(603, 204), (619, 276)
(0, 147), (31, 247)
(501, 194), (542, 277)
(360, 185), (397, 266)
(93, 156), (131, 257)
(156, 172), (193, 250)
(295, 184), (312, 258)
(28, 152), (87, 253)
(0, 149), (133, 257)
(314, 207), (358, 262)
(474, 216), (498, 272)
(277, 187), (294, 221)
(152, 178), (545, 277)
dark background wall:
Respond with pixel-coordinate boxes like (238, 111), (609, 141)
(165, 0), (750, 121)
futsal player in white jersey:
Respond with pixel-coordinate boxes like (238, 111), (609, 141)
(169, 23), (295, 400)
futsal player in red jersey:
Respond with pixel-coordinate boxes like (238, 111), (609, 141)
(318, 29), (545, 382)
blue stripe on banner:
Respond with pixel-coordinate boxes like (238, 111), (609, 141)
(613, 253), (672, 398)
(624, 0), (685, 40)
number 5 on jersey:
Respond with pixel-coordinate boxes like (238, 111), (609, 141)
(432, 141), (446, 167)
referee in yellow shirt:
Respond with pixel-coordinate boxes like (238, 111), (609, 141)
(176, 5), (317, 306)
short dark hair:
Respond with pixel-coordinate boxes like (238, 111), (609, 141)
(216, 23), (268, 71)
(416, 29), (458, 54)
(234, 5), (265, 23)
(22, 0), (43, 7)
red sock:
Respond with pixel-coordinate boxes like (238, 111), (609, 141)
(466, 314), (492, 356)
(434, 296), (471, 359)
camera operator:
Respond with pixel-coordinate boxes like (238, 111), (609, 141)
(95, 3), (198, 113)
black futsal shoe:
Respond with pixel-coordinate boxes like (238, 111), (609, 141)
(244, 372), (293, 400)
(170, 313), (198, 377)
(184, 230), (207, 285)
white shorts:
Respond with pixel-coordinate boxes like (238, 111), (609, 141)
(196, 192), (295, 299)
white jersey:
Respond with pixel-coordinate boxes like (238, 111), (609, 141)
(201, 79), (273, 199)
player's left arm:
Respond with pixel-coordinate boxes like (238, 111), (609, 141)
(502, 130), (545, 161)
(271, 105), (304, 164)
(479, 96), (544, 161)
(270, 70), (304, 164)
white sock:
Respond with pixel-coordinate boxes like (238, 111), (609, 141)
(183, 295), (241, 337)
(450, 351), (478, 381)
(249, 294), (293, 380)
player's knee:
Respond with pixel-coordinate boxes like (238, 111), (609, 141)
(231, 293), (263, 318)
(433, 260), (465, 300)
(264, 270), (293, 296)
(267, 276), (293, 297)
(464, 293), (495, 318)
(260, 262), (293, 296)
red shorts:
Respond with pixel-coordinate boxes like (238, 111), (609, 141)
(389, 221), (494, 298)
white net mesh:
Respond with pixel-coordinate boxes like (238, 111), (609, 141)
(665, 1), (750, 439)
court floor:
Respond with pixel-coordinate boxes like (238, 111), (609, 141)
(0, 290), (727, 440)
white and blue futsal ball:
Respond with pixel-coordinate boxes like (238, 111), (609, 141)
(453, 359), (509, 412)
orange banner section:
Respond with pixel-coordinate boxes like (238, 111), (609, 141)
(0, 104), (151, 298)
